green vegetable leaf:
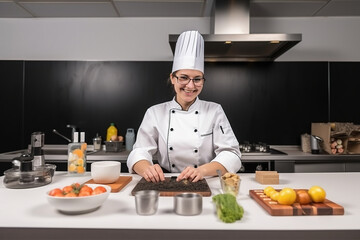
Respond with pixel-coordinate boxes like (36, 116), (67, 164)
(212, 193), (244, 223)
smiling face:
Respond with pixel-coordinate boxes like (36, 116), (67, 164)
(170, 69), (204, 110)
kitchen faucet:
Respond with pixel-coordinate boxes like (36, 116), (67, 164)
(52, 124), (77, 143)
(66, 124), (77, 142)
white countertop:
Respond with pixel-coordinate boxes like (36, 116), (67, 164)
(0, 172), (359, 239)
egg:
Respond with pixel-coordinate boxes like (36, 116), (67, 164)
(110, 135), (118, 141)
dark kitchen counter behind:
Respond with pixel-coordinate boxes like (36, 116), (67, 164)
(1, 145), (359, 175)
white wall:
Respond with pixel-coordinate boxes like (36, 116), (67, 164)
(252, 17), (360, 61)
(0, 17), (360, 61)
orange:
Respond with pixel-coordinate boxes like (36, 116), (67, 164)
(81, 143), (87, 152)
(72, 149), (84, 158)
(308, 186), (326, 203)
(277, 188), (296, 205)
(77, 166), (85, 174)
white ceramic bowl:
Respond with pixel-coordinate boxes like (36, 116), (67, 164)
(46, 184), (111, 214)
(91, 161), (121, 184)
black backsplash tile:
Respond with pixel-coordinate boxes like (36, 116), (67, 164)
(1, 60), (358, 152)
(330, 62), (360, 123)
(0, 61), (24, 152)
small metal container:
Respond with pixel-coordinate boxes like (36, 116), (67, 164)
(135, 190), (159, 215)
(174, 193), (202, 216)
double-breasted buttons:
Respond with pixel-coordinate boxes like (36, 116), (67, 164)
(170, 128), (174, 131)
(194, 149), (198, 153)
(172, 164), (175, 168)
(195, 111), (199, 114)
(169, 147), (173, 150)
(172, 110), (175, 113)
(194, 129), (198, 133)
(194, 165), (198, 168)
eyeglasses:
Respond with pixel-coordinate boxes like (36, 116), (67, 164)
(174, 75), (205, 86)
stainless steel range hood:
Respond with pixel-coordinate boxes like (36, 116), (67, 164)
(169, 0), (302, 62)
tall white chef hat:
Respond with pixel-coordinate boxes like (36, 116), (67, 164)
(172, 30), (204, 74)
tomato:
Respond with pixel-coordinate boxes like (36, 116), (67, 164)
(308, 186), (326, 203)
(78, 191), (91, 197)
(277, 188), (296, 205)
(92, 186), (107, 195)
(80, 185), (93, 195)
(65, 192), (78, 197)
(296, 190), (312, 204)
(62, 185), (74, 194)
(54, 192), (65, 197)
(49, 188), (63, 196)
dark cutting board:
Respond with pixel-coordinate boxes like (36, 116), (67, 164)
(249, 189), (344, 216)
(131, 177), (212, 197)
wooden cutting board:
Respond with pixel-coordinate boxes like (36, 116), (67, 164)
(84, 176), (132, 193)
(131, 177), (212, 197)
(249, 189), (344, 216)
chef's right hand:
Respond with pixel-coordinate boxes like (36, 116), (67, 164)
(142, 164), (165, 183)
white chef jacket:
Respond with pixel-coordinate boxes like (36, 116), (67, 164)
(127, 97), (241, 173)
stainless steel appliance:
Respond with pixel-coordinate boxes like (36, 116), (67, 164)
(310, 135), (323, 154)
(169, 0), (302, 62)
(30, 132), (45, 167)
(239, 142), (287, 173)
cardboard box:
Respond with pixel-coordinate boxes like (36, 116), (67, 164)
(347, 130), (360, 154)
(311, 123), (348, 154)
(255, 171), (279, 185)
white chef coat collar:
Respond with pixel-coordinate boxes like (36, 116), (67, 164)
(171, 97), (200, 112)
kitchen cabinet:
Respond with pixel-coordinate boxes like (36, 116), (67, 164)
(294, 161), (360, 173)
(0, 172), (359, 240)
(295, 162), (346, 172)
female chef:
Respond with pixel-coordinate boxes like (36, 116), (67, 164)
(127, 31), (241, 183)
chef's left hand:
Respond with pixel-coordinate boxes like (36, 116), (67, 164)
(177, 166), (204, 183)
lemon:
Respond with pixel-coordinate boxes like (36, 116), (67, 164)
(68, 163), (77, 172)
(270, 191), (280, 201)
(308, 186), (326, 203)
(277, 188), (296, 205)
(264, 186), (275, 197)
(76, 158), (84, 166)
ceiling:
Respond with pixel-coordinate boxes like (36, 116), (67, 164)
(0, 0), (360, 18)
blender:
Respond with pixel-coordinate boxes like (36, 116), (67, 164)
(30, 131), (45, 167)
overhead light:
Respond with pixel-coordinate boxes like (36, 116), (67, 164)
(225, 41), (232, 44)
(270, 40), (280, 44)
